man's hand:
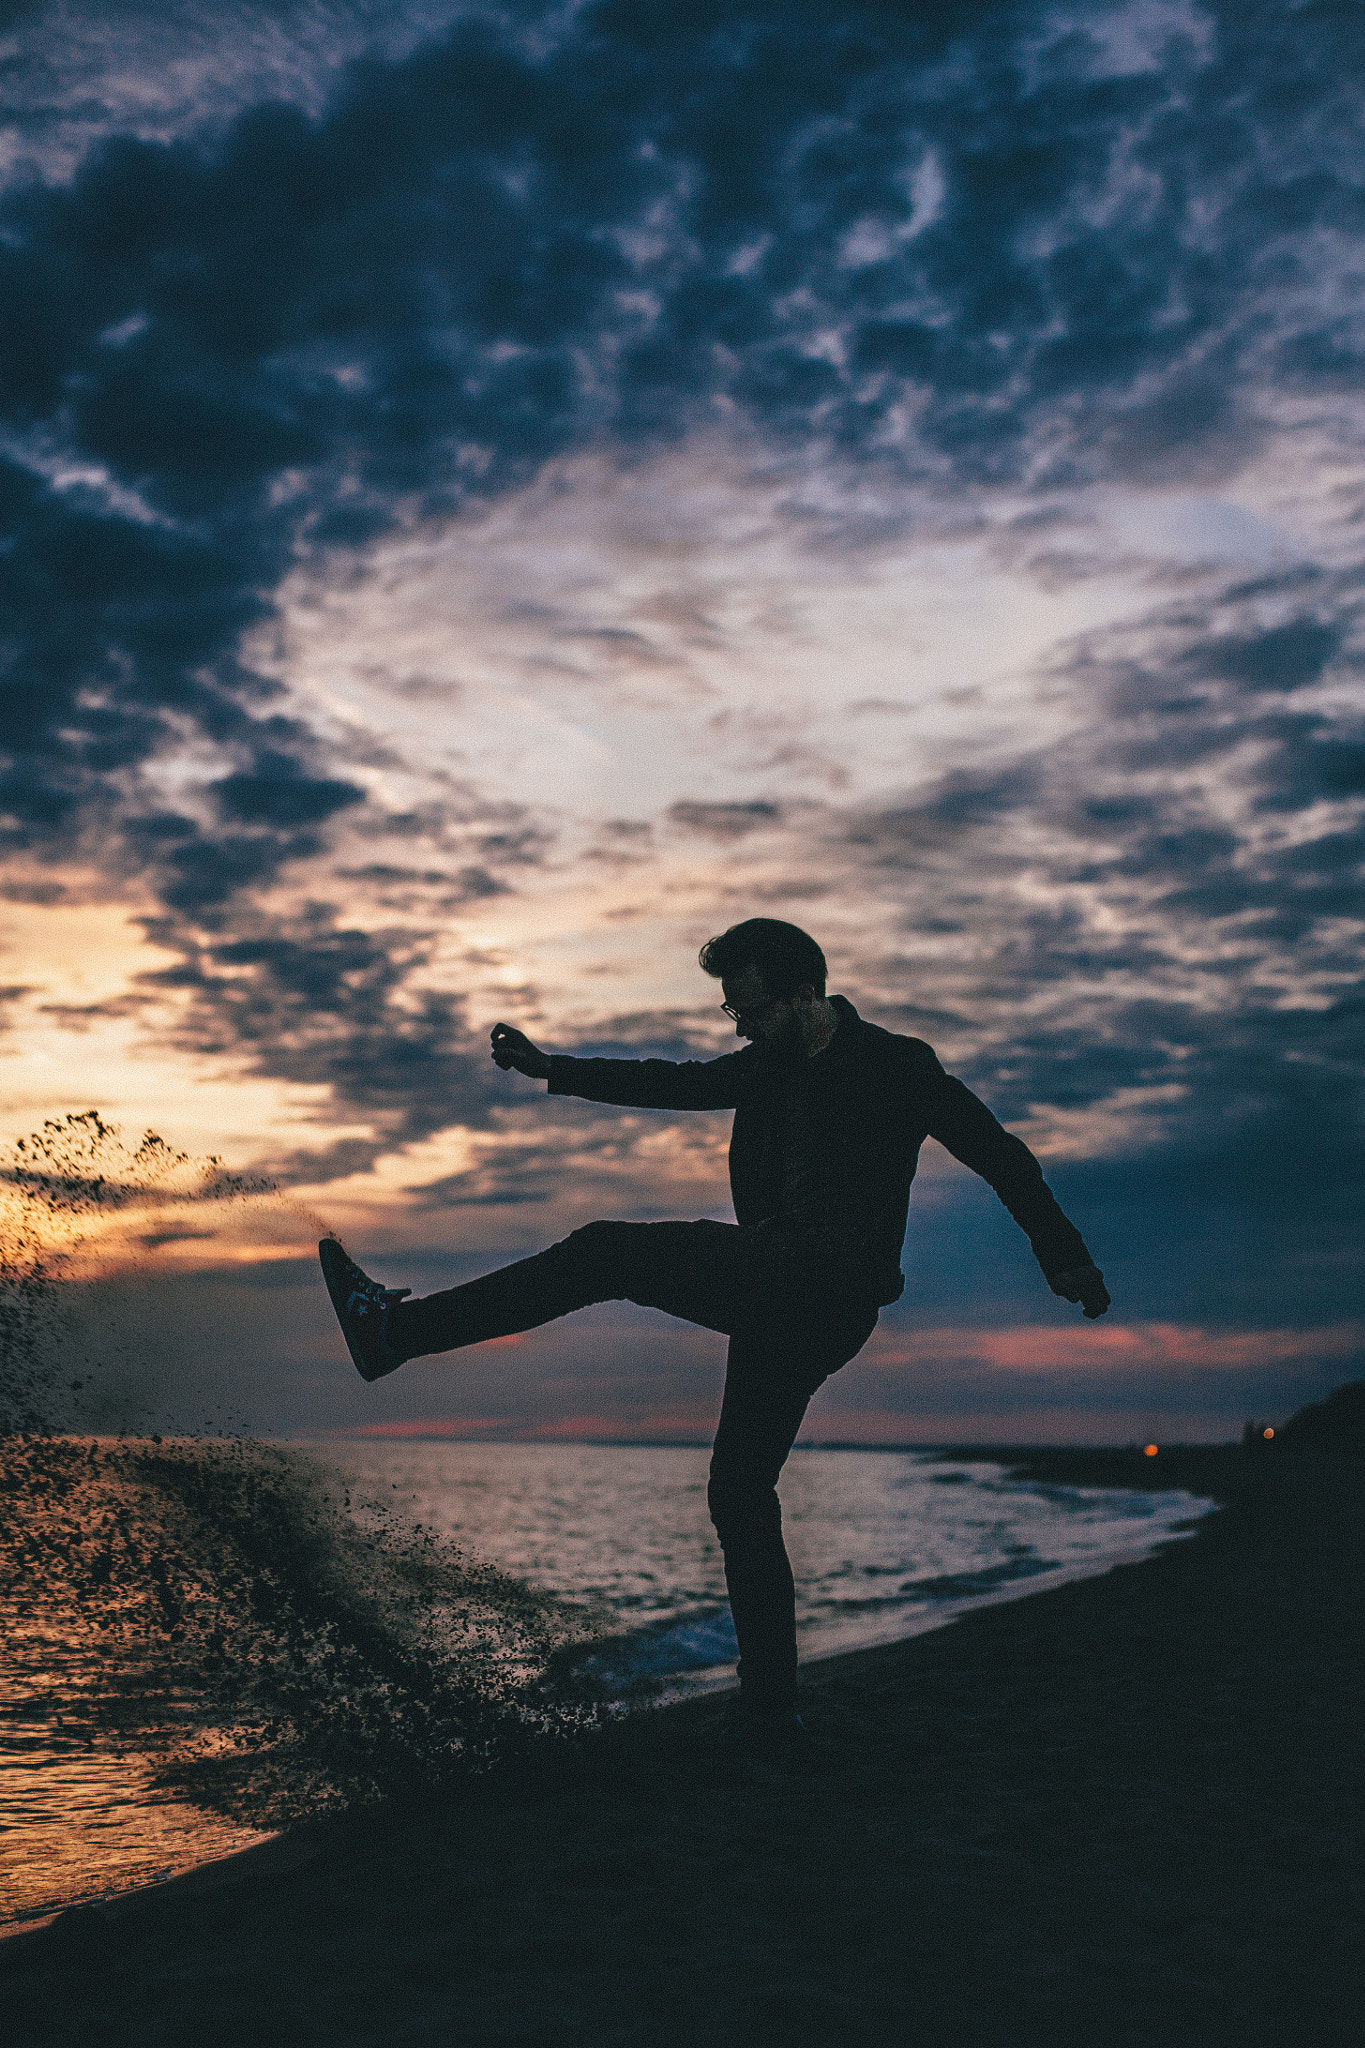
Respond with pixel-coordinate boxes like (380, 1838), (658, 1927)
(490, 1022), (552, 1080)
(1049, 1264), (1111, 1319)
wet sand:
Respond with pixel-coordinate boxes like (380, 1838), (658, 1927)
(3, 1445), (1362, 2047)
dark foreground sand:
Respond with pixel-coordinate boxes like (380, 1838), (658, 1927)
(3, 1446), (1362, 2048)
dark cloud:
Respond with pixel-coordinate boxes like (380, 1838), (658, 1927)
(0, 878), (68, 905)
(567, 1009), (730, 1061)
(1184, 618), (1346, 694)
(417, 1165), (554, 1209)
(0, 1), (485, 183)
(395, 1002), (738, 1209)
(38, 994), (150, 1030)
(212, 754), (365, 828)
(138, 908), (498, 1169)
(0, 985), (35, 1029)
(414, 1099), (731, 1215)
(668, 799), (783, 838)
(4, 0), (1361, 874)
(0, 452), (277, 839)
(813, 563), (1365, 1229)
(335, 862), (509, 911)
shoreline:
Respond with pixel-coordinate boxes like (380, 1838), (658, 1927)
(3, 1503), (1212, 1939)
(0, 1510), (1209, 1937)
(4, 1443), (1360, 2044)
(647, 1510), (1215, 1708)
(1, 1439), (1216, 1936)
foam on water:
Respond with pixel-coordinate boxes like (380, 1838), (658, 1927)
(316, 1439), (1216, 1699)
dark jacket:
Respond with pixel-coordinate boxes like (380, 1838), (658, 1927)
(548, 996), (1093, 1306)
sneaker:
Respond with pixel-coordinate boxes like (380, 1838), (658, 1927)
(318, 1238), (411, 1382)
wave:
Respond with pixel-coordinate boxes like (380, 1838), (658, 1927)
(2, 1433), (604, 1835)
(0, 1114), (610, 1844)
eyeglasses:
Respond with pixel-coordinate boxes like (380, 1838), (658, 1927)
(721, 996), (784, 1025)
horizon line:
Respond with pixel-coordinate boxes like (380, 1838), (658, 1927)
(299, 1432), (1242, 1453)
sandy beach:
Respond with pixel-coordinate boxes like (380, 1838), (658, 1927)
(3, 1442), (1361, 2046)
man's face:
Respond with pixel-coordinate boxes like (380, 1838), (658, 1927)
(720, 964), (800, 1048)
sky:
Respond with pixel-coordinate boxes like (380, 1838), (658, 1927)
(1, 0), (1361, 1444)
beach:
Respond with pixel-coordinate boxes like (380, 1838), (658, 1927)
(3, 1443), (1361, 2047)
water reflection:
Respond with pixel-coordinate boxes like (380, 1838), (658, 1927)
(2, 1735), (267, 1926)
(0, 1435), (589, 1929)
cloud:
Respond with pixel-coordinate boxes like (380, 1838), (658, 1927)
(1, 0), (1361, 1216)
(867, 1319), (1365, 1376)
(668, 799), (783, 838)
(4, 0), (1362, 878)
(0, 1), (483, 184)
(638, 551), (1363, 1224)
(334, 862), (509, 912)
(0, 984), (35, 1029)
(139, 908), (493, 1162)
(212, 754), (365, 828)
(37, 993), (150, 1030)
(1185, 618), (1346, 694)
(796, 1310), (1365, 1441)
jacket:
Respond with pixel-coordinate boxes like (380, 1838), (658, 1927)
(547, 995), (1094, 1307)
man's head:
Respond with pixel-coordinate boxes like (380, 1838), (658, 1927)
(698, 918), (829, 1049)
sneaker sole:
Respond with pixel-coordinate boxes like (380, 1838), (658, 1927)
(318, 1237), (393, 1382)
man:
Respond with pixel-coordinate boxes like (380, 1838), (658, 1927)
(319, 918), (1109, 1753)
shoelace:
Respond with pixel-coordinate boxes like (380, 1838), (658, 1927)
(345, 1283), (411, 1319)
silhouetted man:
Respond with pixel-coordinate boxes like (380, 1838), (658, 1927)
(320, 918), (1109, 1753)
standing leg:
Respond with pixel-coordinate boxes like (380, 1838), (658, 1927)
(706, 1308), (878, 1717)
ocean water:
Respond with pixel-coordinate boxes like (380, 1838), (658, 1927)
(315, 1440), (1214, 1692)
(1, 1435), (1214, 1931)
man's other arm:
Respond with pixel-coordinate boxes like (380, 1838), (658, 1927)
(917, 1052), (1111, 1318)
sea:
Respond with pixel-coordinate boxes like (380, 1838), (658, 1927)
(1, 1436), (1214, 1931)
(322, 1438), (1212, 1681)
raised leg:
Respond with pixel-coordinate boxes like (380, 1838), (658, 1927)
(389, 1217), (756, 1362)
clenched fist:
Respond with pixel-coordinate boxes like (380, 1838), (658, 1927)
(490, 1022), (552, 1080)
(1049, 1264), (1111, 1319)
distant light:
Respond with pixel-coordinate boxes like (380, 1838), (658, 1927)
(1263, 1427), (1274, 1440)
(1143, 1443), (1159, 1457)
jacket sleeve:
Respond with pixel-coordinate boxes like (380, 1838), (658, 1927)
(920, 1058), (1095, 1281)
(547, 1048), (750, 1111)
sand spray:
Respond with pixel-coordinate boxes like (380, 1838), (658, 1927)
(0, 1114), (604, 1859)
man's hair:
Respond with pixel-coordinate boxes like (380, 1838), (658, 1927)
(698, 919), (827, 998)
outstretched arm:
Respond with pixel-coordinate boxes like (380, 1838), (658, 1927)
(490, 1021), (747, 1109)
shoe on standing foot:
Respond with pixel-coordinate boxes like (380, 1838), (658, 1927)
(715, 1698), (809, 1760)
(318, 1238), (411, 1382)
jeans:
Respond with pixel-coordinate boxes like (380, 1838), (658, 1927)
(390, 1219), (880, 1713)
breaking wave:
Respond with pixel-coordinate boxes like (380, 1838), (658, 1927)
(2, 1434), (601, 1838)
(0, 1115), (605, 1858)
